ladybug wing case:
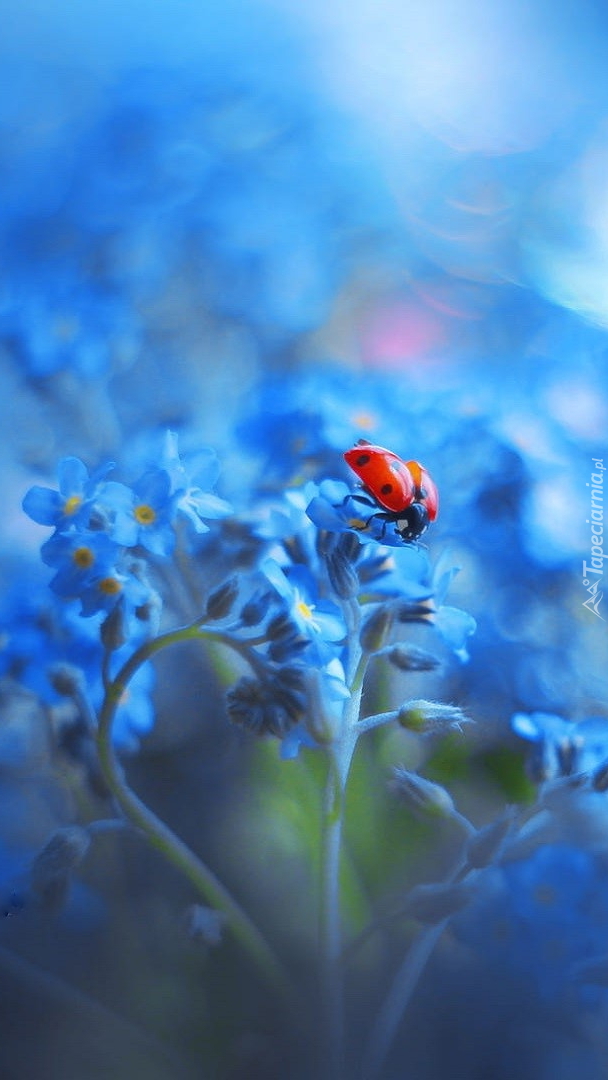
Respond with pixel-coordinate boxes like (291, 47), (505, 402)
(343, 444), (415, 513)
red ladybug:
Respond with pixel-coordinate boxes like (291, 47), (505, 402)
(343, 440), (439, 542)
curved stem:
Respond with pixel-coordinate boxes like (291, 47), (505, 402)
(362, 860), (468, 1079)
(96, 621), (296, 1004)
(362, 920), (447, 1080)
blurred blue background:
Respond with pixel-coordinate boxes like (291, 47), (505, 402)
(1, 1), (608, 1077)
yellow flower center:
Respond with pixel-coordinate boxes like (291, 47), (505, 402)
(296, 599), (314, 622)
(98, 576), (122, 596)
(64, 495), (83, 516)
(73, 546), (95, 569)
(134, 503), (157, 526)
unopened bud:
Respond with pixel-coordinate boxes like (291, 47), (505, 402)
(556, 736), (580, 777)
(135, 590), (162, 633)
(397, 699), (470, 734)
(205, 577), (239, 621)
(100, 603), (128, 651)
(268, 633), (307, 663)
(326, 550), (359, 599)
(267, 611), (297, 641)
(48, 663), (85, 698)
(390, 767), (455, 817)
(335, 531), (361, 562)
(593, 759), (608, 792)
(387, 645), (440, 672)
(395, 597), (435, 624)
(31, 826), (91, 912)
(360, 604), (394, 653)
(240, 590), (272, 626)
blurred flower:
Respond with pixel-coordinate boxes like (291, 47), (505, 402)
(455, 843), (608, 1005)
(512, 711), (608, 781)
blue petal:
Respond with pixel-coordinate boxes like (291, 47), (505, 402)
(57, 457), (89, 497)
(22, 486), (63, 526)
(434, 605), (476, 661)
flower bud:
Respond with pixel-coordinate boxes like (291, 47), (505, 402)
(325, 550), (359, 600)
(267, 633), (308, 663)
(239, 590), (272, 627)
(266, 611), (297, 641)
(100, 603), (128, 651)
(335, 531), (361, 562)
(48, 663), (86, 697)
(390, 767), (455, 818)
(397, 699), (470, 734)
(387, 645), (440, 672)
(360, 604), (394, 653)
(135, 590), (162, 634)
(593, 759), (608, 793)
(395, 597), (435, 624)
(31, 826), (91, 912)
(205, 577), (239, 621)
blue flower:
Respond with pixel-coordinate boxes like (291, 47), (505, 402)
(280, 658), (350, 758)
(455, 844), (608, 1006)
(22, 457), (114, 531)
(252, 484), (320, 544)
(261, 559), (345, 659)
(159, 432), (233, 534)
(306, 478), (421, 549)
(40, 531), (149, 617)
(512, 711), (608, 779)
(104, 469), (177, 556)
(41, 532), (122, 598)
(2, 265), (139, 379)
(431, 554), (477, 662)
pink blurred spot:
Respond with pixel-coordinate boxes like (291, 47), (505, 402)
(359, 299), (445, 369)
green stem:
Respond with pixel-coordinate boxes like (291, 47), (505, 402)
(320, 749), (347, 1079)
(319, 697), (361, 1078)
(362, 920), (448, 1080)
(363, 859), (469, 1079)
(96, 621), (295, 1004)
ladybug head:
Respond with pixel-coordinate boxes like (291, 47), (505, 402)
(395, 502), (429, 542)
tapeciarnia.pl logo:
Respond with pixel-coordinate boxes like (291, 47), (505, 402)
(582, 457), (605, 619)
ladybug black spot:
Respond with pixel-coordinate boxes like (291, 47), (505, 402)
(380, 483), (393, 495)
(356, 454), (371, 467)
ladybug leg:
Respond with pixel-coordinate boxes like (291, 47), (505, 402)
(338, 491), (378, 512)
(338, 492), (392, 536)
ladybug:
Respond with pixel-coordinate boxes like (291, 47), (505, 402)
(343, 440), (439, 543)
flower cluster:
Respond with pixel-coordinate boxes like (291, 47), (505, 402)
(22, 433), (232, 624)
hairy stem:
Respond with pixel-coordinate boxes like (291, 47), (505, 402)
(319, 697), (361, 1078)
